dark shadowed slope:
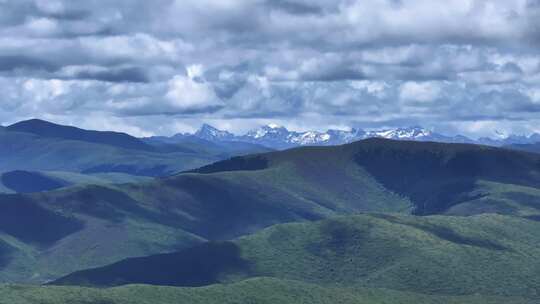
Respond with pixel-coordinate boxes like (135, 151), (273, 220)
(0, 171), (68, 193)
(0, 170), (152, 194)
(351, 139), (540, 214)
(52, 242), (250, 287)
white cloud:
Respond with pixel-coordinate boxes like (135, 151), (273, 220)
(164, 74), (222, 112)
(400, 81), (441, 102)
(25, 17), (58, 36)
(23, 78), (70, 101)
(186, 64), (204, 79)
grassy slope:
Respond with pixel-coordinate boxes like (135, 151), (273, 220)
(1, 278), (535, 304)
(44, 171), (152, 185)
(238, 214), (540, 297)
(52, 214), (540, 299)
(445, 180), (540, 217)
(3, 139), (540, 283)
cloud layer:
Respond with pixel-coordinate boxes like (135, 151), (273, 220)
(1, 0), (540, 137)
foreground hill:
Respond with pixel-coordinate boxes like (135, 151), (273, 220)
(2, 139), (540, 283)
(51, 214), (540, 301)
(0, 120), (269, 176)
(2, 278), (535, 304)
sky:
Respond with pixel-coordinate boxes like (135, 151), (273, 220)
(1, 0), (540, 138)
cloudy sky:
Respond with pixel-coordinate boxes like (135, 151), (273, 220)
(1, 0), (540, 137)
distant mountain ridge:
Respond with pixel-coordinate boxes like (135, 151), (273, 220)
(7, 119), (155, 152)
(0, 119), (271, 177)
(7, 119), (540, 151)
(162, 123), (540, 150)
(194, 124), (235, 141)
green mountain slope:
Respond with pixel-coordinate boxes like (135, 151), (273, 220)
(2, 139), (540, 283)
(52, 214), (540, 299)
(1, 278), (535, 304)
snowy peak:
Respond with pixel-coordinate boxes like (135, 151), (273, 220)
(267, 123), (283, 129)
(190, 124), (448, 149)
(368, 127), (433, 140)
(194, 124), (234, 141)
(187, 123), (540, 150)
(241, 125), (370, 147)
(245, 124), (290, 140)
(289, 131), (331, 145)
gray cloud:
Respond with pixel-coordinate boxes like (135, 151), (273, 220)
(265, 0), (324, 15)
(0, 55), (58, 72)
(70, 66), (150, 83)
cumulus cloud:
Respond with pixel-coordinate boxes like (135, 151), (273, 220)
(0, 0), (539, 137)
(164, 73), (223, 113)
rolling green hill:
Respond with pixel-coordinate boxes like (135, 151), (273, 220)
(50, 214), (540, 301)
(2, 139), (540, 284)
(1, 278), (535, 304)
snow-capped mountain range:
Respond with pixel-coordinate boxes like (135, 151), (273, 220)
(170, 124), (540, 150)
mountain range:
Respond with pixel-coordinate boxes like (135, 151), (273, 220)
(3, 120), (540, 303)
(158, 123), (540, 150)
(2, 138), (540, 284)
(2, 138), (540, 303)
